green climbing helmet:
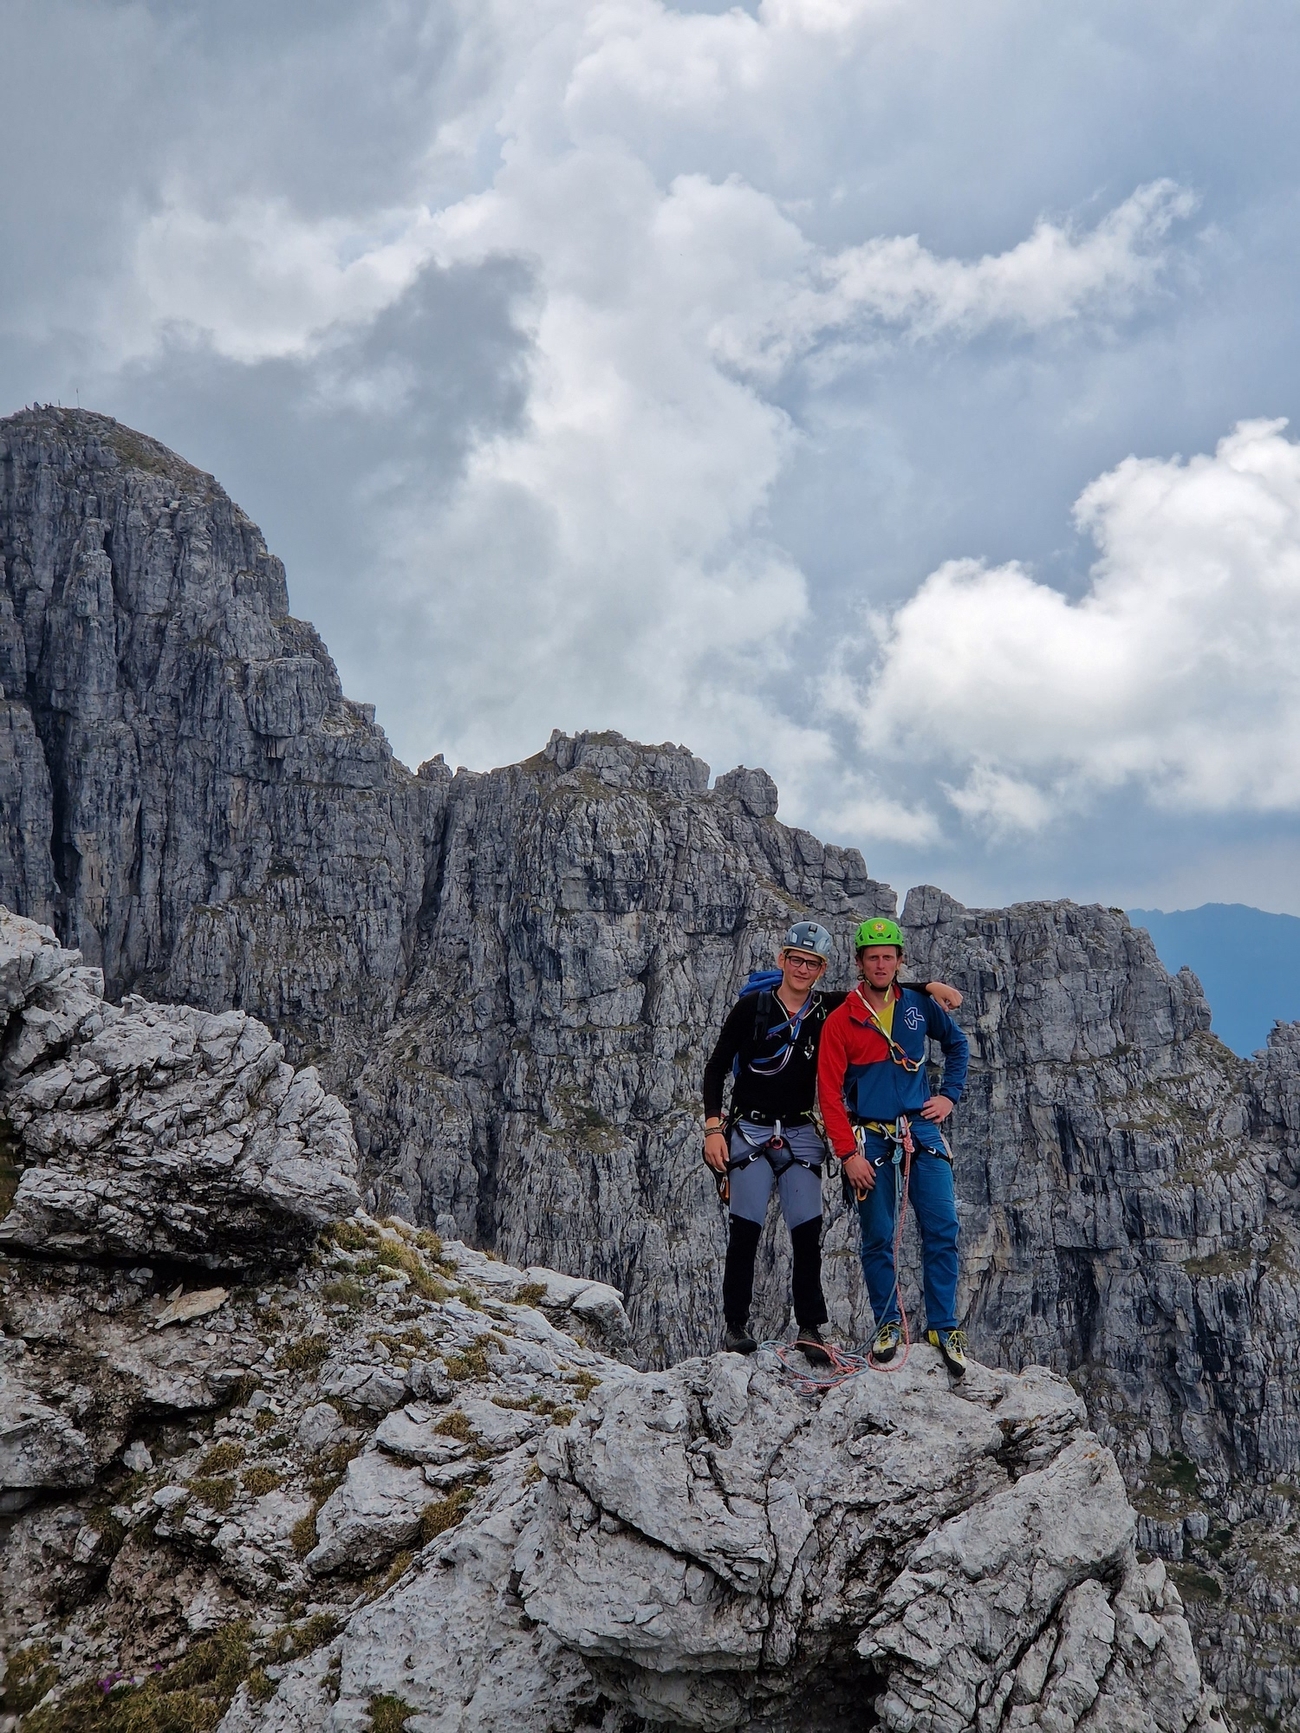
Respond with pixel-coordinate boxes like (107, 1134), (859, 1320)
(854, 916), (904, 953)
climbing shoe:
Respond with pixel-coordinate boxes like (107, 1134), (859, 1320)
(871, 1322), (902, 1363)
(928, 1328), (968, 1378)
(724, 1324), (758, 1355)
(795, 1326), (832, 1366)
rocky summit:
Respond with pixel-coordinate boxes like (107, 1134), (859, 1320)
(0, 909), (1216, 1730)
(1, 407), (1298, 1723)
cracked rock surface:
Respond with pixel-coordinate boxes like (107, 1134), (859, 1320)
(0, 908), (359, 1268)
(224, 1350), (1217, 1733)
(0, 407), (894, 1369)
(0, 1212), (633, 1731)
(903, 887), (1300, 1725)
(0, 945), (1213, 1731)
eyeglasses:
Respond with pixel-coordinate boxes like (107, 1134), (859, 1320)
(783, 953), (825, 971)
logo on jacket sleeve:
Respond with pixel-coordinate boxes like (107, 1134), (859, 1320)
(903, 1006), (925, 1031)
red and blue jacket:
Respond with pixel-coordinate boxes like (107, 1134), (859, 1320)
(817, 983), (969, 1159)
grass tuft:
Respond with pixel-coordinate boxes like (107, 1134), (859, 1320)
(188, 1476), (237, 1513)
(277, 1333), (331, 1372)
(246, 1669), (278, 1704)
(369, 1694), (417, 1733)
(0, 1643), (57, 1715)
(22, 1620), (253, 1732)
(443, 1334), (501, 1381)
(241, 1467), (284, 1497)
(328, 1221), (378, 1253)
(419, 1486), (474, 1545)
(198, 1441), (245, 1475)
(281, 1613), (341, 1658)
(291, 1510), (319, 1559)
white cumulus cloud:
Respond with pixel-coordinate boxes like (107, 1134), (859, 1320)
(131, 199), (441, 364)
(361, 1), (1196, 791)
(715, 179), (1196, 382)
(837, 418), (1300, 830)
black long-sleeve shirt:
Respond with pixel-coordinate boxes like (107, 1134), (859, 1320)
(702, 990), (846, 1122)
(702, 984), (933, 1122)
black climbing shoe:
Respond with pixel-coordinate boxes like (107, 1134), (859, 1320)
(796, 1326), (832, 1366)
(871, 1322), (902, 1363)
(928, 1328), (968, 1378)
(724, 1324), (758, 1355)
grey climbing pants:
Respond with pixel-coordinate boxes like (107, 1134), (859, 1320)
(727, 1120), (825, 1228)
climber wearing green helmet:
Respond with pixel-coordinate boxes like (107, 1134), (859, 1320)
(817, 916), (971, 1377)
(703, 920), (961, 1364)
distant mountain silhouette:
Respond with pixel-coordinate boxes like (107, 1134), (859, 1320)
(1127, 902), (1300, 1056)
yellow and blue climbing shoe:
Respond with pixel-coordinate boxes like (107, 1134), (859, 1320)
(871, 1322), (902, 1363)
(927, 1328), (968, 1378)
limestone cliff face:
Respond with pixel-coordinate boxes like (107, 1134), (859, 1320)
(0, 408), (894, 1368)
(0, 407), (439, 1069)
(4, 408), (1300, 1723)
(351, 732), (892, 1368)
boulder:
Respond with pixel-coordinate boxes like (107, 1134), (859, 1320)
(0, 1362), (95, 1509)
(224, 1349), (1219, 1733)
(305, 1449), (434, 1576)
(0, 909), (360, 1268)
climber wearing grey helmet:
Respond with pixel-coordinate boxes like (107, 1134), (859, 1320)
(703, 921), (961, 1364)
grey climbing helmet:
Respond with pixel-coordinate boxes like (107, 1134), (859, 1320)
(782, 921), (832, 959)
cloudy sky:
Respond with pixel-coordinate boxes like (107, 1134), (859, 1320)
(6, 0), (1300, 914)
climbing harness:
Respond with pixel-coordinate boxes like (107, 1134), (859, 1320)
(739, 1117), (919, 1395)
(712, 1116), (823, 1206)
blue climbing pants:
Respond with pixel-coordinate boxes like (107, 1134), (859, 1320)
(856, 1129), (959, 1334)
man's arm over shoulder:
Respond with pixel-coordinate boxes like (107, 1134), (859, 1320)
(816, 1001), (857, 1158)
(921, 995), (970, 1101)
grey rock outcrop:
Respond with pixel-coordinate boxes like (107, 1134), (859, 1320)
(0, 1213), (631, 1719)
(0, 409), (891, 1363)
(0, 977), (1215, 1731)
(0, 908), (359, 1268)
(0, 1359), (96, 1510)
(223, 1348), (1216, 1733)
(4, 1183), (1209, 1732)
(351, 726), (891, 1367)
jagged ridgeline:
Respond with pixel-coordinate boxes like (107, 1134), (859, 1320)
(2, 407), (1299, 1722)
